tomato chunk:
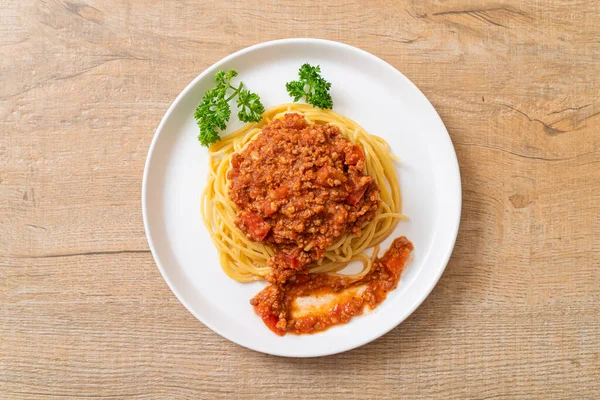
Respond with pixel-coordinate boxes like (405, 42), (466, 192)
(381, 237), (413, 277)
(238, 211), (271, 241)
(315, 165), (333, 186)
(344, 145), (365, 165)
(346, 185), (369, 205)
(263, 201), (278, 215)
(261, 313), (285, 336)
(280, 253), (300, 270)
(274, 184), (289, 199)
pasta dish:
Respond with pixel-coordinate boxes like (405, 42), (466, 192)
(201, 103), (413, 335)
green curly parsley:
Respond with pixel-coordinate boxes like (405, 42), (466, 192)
(194, 70), (265, 147)
(285, 63), (333, 110)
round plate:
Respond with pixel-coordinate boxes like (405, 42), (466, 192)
(142, 38), (461, 357)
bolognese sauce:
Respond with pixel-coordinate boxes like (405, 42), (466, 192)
(250, 236), (413, 335)
(227, 113), (380, 284)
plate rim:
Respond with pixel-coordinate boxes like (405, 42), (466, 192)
(142, 38), (462, 357)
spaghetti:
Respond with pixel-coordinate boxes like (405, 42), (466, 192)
(201, 104), (403, 283)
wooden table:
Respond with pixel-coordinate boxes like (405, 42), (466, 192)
(2, 0), (599, 398)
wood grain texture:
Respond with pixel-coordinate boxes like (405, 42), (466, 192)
(1, 0), (599, 398)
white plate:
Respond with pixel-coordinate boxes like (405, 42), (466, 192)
(142, 39), (461, 357)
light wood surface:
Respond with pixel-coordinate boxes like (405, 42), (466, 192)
(2, 0), (599, 398)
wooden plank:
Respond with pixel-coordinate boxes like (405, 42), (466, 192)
(1, 0), (599, 398)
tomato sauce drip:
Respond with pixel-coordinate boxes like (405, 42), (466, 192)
(250, 237), (413, 335)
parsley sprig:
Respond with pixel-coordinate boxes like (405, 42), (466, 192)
(285, 63), (333, 109)
(194, 70), (265, 147)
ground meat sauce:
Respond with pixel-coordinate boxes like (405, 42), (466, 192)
(250, 236), (414, 335)
(227, 113), (380, 284)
